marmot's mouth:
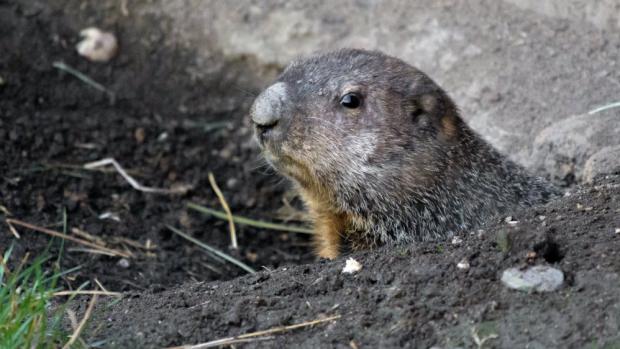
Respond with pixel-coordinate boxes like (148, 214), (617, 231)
(260, 146), (316, 186)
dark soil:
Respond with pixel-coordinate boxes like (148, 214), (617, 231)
(1, 1), (619, 348)
(94, 175), (620, 348)
(1, 0), (312, 292)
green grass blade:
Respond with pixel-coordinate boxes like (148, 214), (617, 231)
(166, 225), (256, 274)
(0, 247), (76, 348)
(187, 202), (314, 234)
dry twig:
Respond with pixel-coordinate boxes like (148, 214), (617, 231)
(84, 158), (191, 195)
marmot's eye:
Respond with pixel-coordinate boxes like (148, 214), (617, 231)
(340, 93), (362, 109)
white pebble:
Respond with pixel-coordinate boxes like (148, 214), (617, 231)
(342, 258), (363, 274)
(451, 236), (463, 245)
(157, 132), (169, 142)
(501, 265), (564, 292)
(504, 216), (519, 226)
(456, 259), (470, 270)
(615, 228), (620, 235)
(76, 27), (118, 62)
(117, 258), (130, 268)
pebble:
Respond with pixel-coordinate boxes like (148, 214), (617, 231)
(342, 258), (362, 274)
(157, 132), (169, 142)
(501, 265), (564, 292)
(456, 259), (470, 270)
(76, 27), (118, 62)
(504, 216), (519, 226)
(451, 236), (463, 245)
(226, 178), (238, 189)
(117, 258), (130, 268)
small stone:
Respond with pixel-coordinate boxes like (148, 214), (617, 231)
(226, 178), (239, 189)
(76, 27), (118, 62)
(342, 258), (362, 274)
(615, 228), (620, 235)
(157, 132), (168, 142)
(451, 236), (463, 245)
(456, 259), (470, 270)
(504, 216), (518, 225)
(538, 215), (546, 221)
(134, 127), (146, 144)
(501, 265), (564, 292)
(117, 258), (130, 268)
(219, 147), (233, 159)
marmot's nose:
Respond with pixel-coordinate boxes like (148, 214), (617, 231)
(251, 82), (288, 130)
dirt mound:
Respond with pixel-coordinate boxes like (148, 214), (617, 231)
(92, 175), (620, 348)
(2, 0), (619, 348)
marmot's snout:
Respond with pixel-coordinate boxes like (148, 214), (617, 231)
(250, 82), (289, 146)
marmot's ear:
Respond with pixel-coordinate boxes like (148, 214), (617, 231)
(408, 80), (461, 141)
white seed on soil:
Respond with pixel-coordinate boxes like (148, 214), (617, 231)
(501, 265), (564, 292)
(456, 259), (470, 270)
(451, 236), (463, 245)
(342, 258), (363, 274)
(76, 27), (118, 62)
(157, 132), (169, 142)
(98, 211), (121, 222)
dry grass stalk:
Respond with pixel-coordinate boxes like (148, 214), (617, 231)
(71, 227), (107, 246)
(62, 294), (98, 349)
(168, 315), (341, 349)
(66, 248), (121, 257)
(54, 290), (122, 298)
(5, 218), (131, 258)
(84, 158), (191, 194)
(207, 172), (237, 249)
(5, 220), (20, 238)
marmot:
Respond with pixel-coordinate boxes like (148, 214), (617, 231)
(251, 49), (557, 259)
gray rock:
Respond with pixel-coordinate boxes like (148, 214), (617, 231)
(583, 145), (620, 182)
(134, 0), (620, 182)
(501, 265), (564, 292)
(505, 0), (620, 31)
(531, 113), (620, 184)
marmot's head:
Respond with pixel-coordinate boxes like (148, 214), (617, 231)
(251, 49), (463, 205)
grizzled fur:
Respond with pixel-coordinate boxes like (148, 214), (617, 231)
(251, 49), (557, 259)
